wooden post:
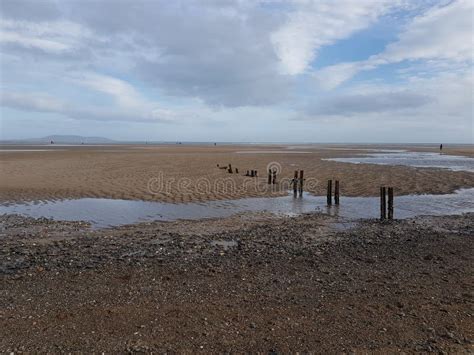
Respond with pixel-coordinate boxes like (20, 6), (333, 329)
(235, 168), (239, 174)
(268, 169), (272, 184)
(380, 186), (386, 220)
(335, 180), (340, 205)
(327, 180), (332, 205)
(228, 164), (233, 174)
(255, 170), (258, 177)
(246, 170), (250, 176)
(293, 170), (298, 194)
(299, 170), (304, 196)
(272, 170), (277, 185)
(388, 187), (394, 220)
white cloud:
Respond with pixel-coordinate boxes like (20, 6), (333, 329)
(306, 90), (432, 116)
(381, 0), (473, 62)
(313, 62), (377, 90)
(313, 0), (474, 89)
(0, 19), (93, 53)
(0, 0), (410, 106)
(0, 30), (70, 53)
(303, 67), (473, 136)
(70, 73), (149, 111)
(270, 0), (403, 75)
(0, 0), (472, 142)
(1, 92), (66, 112)
(1, 74), (182, 123)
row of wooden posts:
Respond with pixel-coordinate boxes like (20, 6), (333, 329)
(326, 179), (340, 205)
(327, 182), (395, 220)
(217, 163), (394, 219)
(290, 170), (304, 196)
(218, 163), (261, 177)
(268, 169), (277, 185)
(218, 163), (241, 175)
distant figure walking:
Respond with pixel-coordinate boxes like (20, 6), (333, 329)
(440, 144), (443, 152)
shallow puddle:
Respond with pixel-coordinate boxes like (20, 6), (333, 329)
(324, 151), (474, 172)
(235, 150), (311, 154)
(1, 188), (473, 229)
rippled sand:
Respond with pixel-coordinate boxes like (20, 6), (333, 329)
(0, 144), (473, 203)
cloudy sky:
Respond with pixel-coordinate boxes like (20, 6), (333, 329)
(0, 0), (472, 143)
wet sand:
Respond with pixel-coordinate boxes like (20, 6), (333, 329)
(1, 144), (473, 203)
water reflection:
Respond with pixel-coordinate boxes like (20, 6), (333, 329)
(1, 188), (473, 229)
(324, 151), (474, 172)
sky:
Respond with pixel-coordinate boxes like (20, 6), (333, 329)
(0, 0), (472, 143)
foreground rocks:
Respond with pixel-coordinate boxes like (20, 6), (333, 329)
(1, 212), (473, 353)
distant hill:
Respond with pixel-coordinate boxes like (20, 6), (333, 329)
(2, 135), (116, 144)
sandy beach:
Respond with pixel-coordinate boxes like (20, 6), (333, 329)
(1, 144), (473, 203)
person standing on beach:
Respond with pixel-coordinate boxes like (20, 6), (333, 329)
(440, 144), (443, 152)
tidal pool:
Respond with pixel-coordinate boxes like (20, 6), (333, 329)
(324, 151), (474, 172)
(1, 188), (473, 229)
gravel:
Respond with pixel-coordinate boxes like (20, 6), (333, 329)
(1, 212), (473, 352)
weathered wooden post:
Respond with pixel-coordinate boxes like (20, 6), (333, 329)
(235, 168), (239, 174)
(268, 169), (272, 184)
(228, 164), (233, 174)
(255, 170), (258, 177)
(380, 186), (386, 220)
(388, 187), (394, 220)
(298, 170), (304, 196)
(327, 180), (332, 205)
(246, 170), (250, 176)
(293, 170), (298, 194)
(335, 180), (340, 205)
(272, 169), (277, 185)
